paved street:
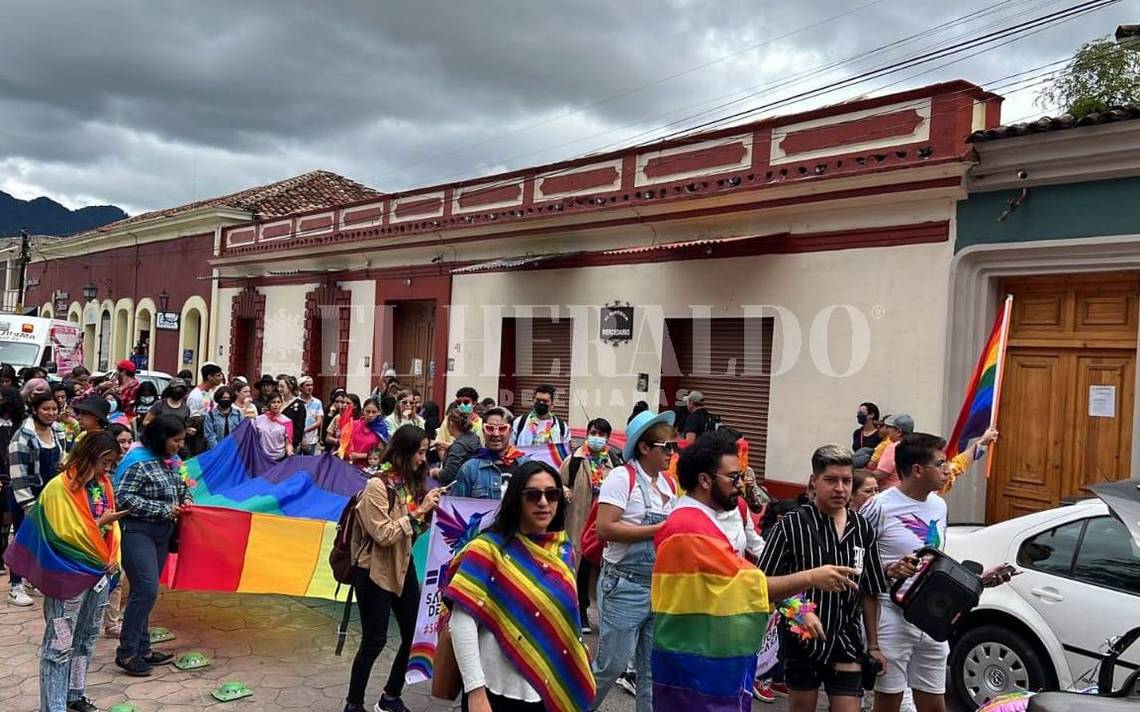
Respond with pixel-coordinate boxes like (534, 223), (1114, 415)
(1, 588), (797, 712)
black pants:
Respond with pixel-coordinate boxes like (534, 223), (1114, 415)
(462, 691), (546, 712)
(577, 558), (594, 620)
(117, 518), (174, 660)
(347, 564), (419, 705)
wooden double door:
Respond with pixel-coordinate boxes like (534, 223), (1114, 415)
(390, 299), (436, 403)
(988, 272), (1138, 522)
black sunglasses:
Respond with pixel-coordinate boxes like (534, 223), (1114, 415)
(522, 487), (561, 504)
(651, 441), (680, 455)
(713, 470), (744, 485)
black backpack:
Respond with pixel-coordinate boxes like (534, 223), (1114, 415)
(329, 492), (368, 585)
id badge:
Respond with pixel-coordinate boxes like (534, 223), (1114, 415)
(93, 575), (109, 593)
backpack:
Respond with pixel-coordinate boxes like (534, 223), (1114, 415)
(329, 491), (368, 585)
(580, 464), (677, 566)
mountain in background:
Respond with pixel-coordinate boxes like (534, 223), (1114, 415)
(0, 190), (127, 237)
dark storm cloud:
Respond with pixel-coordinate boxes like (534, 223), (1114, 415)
(1, 0), (1136, 212)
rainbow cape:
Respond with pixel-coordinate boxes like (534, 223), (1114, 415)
(4, 468), (121, 600)
(947, 295), (1012, 463)
(161, 421), (367, 598)
(443, 530), (594, 712)
(651, 505), (770, 712)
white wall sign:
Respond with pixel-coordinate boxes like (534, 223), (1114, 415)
(156, 312), (180, 330)
(1089, 385), (1116, 418)
(412, 358), (423, 376)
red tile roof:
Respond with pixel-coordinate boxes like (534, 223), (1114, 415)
(74, 170), (381, 238)
(968, 106), (1140, 143)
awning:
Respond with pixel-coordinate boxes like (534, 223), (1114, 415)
(451, 253), (575, 274)
(600, 234), (770, 256)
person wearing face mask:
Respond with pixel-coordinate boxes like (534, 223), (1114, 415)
(435, 400), (482, 486)
(562, 417), (622, 634)
(452, 409), (529, 499)
(204, 387), (244, 450)
(509, 384), (570, 448)
(132, 382), (160, 425)
(383, 389), (424, 437)
(436, 387), (484, 451)
(147, 379), (191, 427)
(852, 402), (882, 453)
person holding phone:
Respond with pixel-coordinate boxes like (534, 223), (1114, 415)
(343, 425), (443, 712)
(4, 431), (128, 712)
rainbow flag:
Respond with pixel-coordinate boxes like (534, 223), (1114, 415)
(162, 421), (367, 599)
(651, 505), (770, 712)
(4, 471), (121, 600)
(946, 295), (1013, 467)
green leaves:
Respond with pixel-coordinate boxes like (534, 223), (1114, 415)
(1039, 37), (1140, 118)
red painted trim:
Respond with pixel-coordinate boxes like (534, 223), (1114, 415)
(457, 183), (522, 209)
(765, 479), (807, 501)
(261, 223), (291, 239)
(298, 215), (333, 231)
(227, 229), (256, 246)
(343, 205), (383, 225)
(642, 142), (748, 179)
(540, 167), (619, 195)
(394, 197), (442, 219)
(780, 109), (924, 155)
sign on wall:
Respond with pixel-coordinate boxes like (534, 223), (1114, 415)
(156, 312), (180, 330)
(183, 349), (194, 365)
(600, 302), (634, 345)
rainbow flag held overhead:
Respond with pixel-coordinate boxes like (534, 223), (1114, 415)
(651, 505), (770, 712)
(946, 295), (1013, 468)
(163, 421), (368, 599)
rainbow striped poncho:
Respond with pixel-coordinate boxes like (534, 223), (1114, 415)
(3, 468), (120, 600)
(651, 506), (770, 712)
(443, 530), (595, 712)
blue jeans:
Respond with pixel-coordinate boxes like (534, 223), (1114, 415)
(41, 585), (109, 712)
(592, 568), (654, 712)
(116, 518), (173, 660)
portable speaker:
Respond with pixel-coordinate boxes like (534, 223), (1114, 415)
(889, 547), (983, 642)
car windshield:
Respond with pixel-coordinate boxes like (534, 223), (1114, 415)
(0, 341), (41, 367)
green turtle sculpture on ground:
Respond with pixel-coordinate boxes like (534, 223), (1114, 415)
(212, 681), (254, 702)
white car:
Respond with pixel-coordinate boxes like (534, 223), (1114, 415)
(944, 485), (1140, 709)
(95, 369), (173, 394)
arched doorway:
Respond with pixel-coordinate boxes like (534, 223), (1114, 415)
(229, 287), (265, 380)
(98, 310), (112, 371)
(82, 303), (98, 370)
(134, 298), (156, 371)
(178, 296), (210, 379)
(112, 299), (133, 364)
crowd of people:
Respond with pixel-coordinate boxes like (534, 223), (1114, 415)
(0, 355), (1016, 712)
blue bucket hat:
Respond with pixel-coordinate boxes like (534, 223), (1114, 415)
(623, 410), (676, 462)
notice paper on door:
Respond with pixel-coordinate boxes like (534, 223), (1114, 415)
(1089, 385), (1116, 418)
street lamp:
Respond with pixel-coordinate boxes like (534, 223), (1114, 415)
(82, 282), (97, 301)
(159, 289), (170, 312)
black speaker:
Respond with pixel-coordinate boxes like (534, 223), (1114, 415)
(889, 547), (983, 642)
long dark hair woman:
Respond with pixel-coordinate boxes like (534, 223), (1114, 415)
(344, 425), (445, 712)
(5, 431), (126, 712)
(111, 414), (190, 677)
(444, 460), (595, 712)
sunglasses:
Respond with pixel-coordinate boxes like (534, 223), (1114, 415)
(399, 399), (413, 406)
(484, 423), (511, 435)
(651, 441), (680, 455)
(714, 470), (744, 485)
(522, 487), (560, 504)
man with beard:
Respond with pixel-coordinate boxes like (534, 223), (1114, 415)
(651, 434), (861, 712)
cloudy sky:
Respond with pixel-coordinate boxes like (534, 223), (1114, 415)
(2, 0), (1136, 214)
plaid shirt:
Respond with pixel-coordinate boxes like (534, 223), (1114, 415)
(9, 418), (63, 510)
(116, 456), (191, 521)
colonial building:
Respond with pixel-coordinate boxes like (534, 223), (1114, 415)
(17, 171), (379, 376)
(948, 106), (1140, 523)
(211, 80), (1002, 491)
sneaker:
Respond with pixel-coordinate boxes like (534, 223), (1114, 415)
(114, 656), (153, 677)
(343, 705), (366, 712)
(770, 682), (789, 697)
(615, 671), (637, 697)
(24, 582), (42, 597)
(67, 697), (99, 712)
(752, 679), (776, 703)
(374, 695), (410, 712)
(8, 584), (33, 607)
(143, 651), (174, 665)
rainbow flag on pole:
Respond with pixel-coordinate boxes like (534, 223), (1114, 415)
(946, 294), (1013, 472)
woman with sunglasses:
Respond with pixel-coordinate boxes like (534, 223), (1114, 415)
(451, 409), (527, 499)
(590, 410), (679, 712)
(445, 460), (595, 712)
(383, 390), (424, 439)
(343, 425), (443, 712)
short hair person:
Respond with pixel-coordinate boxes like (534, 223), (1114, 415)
(757, 444), (890, 712)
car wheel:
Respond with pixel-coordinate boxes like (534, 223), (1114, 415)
(949, 624), (1053, 709)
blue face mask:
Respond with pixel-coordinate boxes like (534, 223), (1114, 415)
(586, 435), (607, 453)
(457, 403), (474, 415)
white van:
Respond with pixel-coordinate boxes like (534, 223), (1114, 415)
(0, 316), (84, 375)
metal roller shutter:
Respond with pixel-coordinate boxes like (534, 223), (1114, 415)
(510, 318), (573, 422)
(667, 318), (773, 474)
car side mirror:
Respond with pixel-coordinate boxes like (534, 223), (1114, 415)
(45, 361), (58, 374)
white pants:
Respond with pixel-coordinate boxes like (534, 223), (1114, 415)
(875, 602), (949, 695)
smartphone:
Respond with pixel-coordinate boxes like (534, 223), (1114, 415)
(437, 481), (456, 492)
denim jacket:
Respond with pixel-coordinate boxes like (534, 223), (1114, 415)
(204, 408), (244, 449)
(451, 454), (530, 499)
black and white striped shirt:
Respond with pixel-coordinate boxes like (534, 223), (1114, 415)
(757, 501), (888, 664)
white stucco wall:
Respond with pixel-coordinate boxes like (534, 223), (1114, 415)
(343, 279), (376, 397)
(260, 283), (317, 376)
(446, 239), (954, 483)
(214, 287), (239, 375)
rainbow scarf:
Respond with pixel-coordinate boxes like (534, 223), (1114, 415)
(3, 467), (121, 600)
(444, 530), (595, 712)
(336, 404), (389, 459)
(651, 506), (770, 712)
(470, 445), (525, 468)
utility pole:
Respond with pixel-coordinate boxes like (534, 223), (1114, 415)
(15, 228), (30, 314)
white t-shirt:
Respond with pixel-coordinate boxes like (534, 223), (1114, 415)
(675, 495), (765, 560)
(597, 460), (676, 565)
(186, 386), (214, 418)
(860, 487), (948, 603)
(302, 397), (324, 446)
